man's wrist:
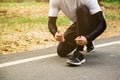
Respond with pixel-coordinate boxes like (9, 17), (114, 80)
(85, 35), (91, 43)
(52, 31), (57, 37)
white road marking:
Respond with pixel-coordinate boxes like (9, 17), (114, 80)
(0, 40), (120, 68)
(95, 41), (120, 48)
(0, 54), (57, 68)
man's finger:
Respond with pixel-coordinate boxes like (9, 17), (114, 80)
(75, 38), (82, 41)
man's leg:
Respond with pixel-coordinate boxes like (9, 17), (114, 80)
(76, 5), (94, 52)
(57, 23), (77, 57)
(57, 42), (76, 57)
(86, 41), (94, 52)
(67, 6), (93, 66)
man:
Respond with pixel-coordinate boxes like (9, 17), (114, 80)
(48, 0), (106, 66)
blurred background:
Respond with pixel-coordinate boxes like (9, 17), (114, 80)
(0, 0), (120, 55)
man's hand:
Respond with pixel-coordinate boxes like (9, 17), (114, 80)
(54, 31), (65, 42)
(75, 36), (88, 45)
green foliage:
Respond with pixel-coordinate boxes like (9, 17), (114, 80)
(105, 15), (119, 20)
(0, 0), (49, 2)
(0, 16), (48, 27)
(103, 0), (120, 2)
(18, 16), (48, 24)
(0, 1), (46, 6)
(106, 0), (120, 2)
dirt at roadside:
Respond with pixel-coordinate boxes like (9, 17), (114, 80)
(0, 2), (120, 55)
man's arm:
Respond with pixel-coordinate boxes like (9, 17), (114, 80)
(48, 17), (65, 42)
(85, 11), (107, 42)
(48, 17), (57, 36)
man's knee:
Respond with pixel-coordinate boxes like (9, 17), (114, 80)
(57, 48), (68, 57)
(57, 42), (72, 57)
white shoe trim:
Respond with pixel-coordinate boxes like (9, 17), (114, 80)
(67, 59), (86, 66)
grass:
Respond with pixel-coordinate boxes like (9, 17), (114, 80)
(0, 2), (120, 55)
(0, 15), (69, 34)
(0, 1), (48, 6)
(0, 2), (70, 55)
(106, 15), (119, 20)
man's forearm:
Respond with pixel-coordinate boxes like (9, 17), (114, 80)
(48, 17), (58, 36)
(85, 11), (107, 42)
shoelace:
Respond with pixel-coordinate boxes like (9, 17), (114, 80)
(70, 51), (80, 58)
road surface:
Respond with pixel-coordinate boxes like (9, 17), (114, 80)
(0, 36), (120, 80)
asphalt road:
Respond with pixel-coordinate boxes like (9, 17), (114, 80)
(0, 36), (120, 80)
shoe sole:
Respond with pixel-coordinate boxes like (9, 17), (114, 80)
(66, 59), (86, 66)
